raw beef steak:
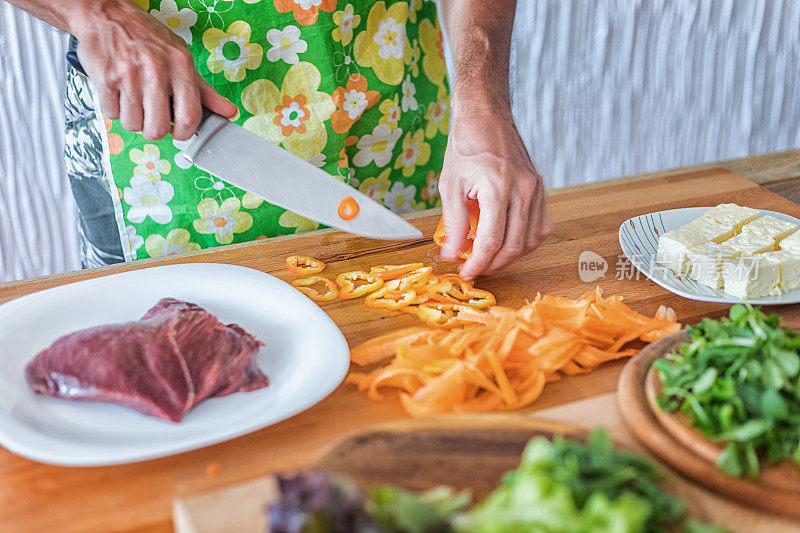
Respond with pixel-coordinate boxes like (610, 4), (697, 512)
(26, 298), (267, 422)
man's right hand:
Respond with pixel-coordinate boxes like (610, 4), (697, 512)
(70, 0), (237, 140)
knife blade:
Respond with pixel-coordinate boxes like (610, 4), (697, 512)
(66, 50), (422, 240)
(182, 114), (422, 240)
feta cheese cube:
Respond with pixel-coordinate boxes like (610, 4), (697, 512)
(656, 217), (734, 273)
(722, 254), (782, 299)
(769, 250), (800, 292)
(778, 231), (800, 254)
(685, 242), (738, 288)
(703, 204), (760, 231)
(656, 231), (703, 273)
(723, 232), (775, 256)
(683, 216), (736, 244)
(741, 215), (798, 242)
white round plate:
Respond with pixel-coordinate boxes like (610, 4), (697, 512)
(619, 207), (800, 305)
(0, 263), (349, 466)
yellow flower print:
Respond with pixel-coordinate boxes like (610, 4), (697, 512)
(424, 85), (450, 138)
(408, 0), (422, 23)
(394, 129), (431, 178)
(353, 1), (410, 86)
(419, 17), (447, 87)
(241, 62), (335, 160)
(192, 197), (253, 244)
(241, 191), (265, 209)
(332, 4), (361, 47)
(145, 228), (201, 257)
(378, 95), (401, 130)
(129, 144), (171, 182)
(405, 39), (421, 77)
(358, 168), (391, 202)
(203, 21), (263, 83)
(279, 210), (319, 234)
(132, 0), (149, 9)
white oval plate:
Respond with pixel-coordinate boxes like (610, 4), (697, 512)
(0, 263), (349, 466)
(619, 207), (800, 305)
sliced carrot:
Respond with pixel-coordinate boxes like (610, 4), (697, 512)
(350, 327), (434, 366)
(347, 286), (681, 417)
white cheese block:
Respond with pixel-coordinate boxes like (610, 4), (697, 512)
(685, 242), (738, 288)
(723, 232), (775, 256)
(656, 231), (704, 273)
(777, 231), (800, 254)
(741, 215), (798, 242)
(656, 217), (734, 273)
(722, 254), (782, 299)
(771, 250), (800, 291)
(703, 204), (760, 231)
(683, 216), (736, 244)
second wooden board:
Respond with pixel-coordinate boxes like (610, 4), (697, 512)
(618, 331), (800, 518)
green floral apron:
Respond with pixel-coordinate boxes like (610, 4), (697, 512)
(97, 0), (449, 260)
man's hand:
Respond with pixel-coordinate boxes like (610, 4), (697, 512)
(440, 0), (550, 279)
(5, 0), (237, 141)
(439, 111), (550, 280)
(73, 0), (237, 140)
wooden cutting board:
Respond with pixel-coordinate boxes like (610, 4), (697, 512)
(173, 394), (800, 533)
(8, 168), (800, 533)
(618, 332), (800, 519)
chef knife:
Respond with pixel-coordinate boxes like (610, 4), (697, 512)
(66, 51), (422, 240)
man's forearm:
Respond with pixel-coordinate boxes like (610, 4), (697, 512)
(3, 0), (87, 33)
(3, 0), (141, 37)
(441, 0), (516, 115)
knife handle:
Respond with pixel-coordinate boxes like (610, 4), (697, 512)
(66, 49), (214, 126)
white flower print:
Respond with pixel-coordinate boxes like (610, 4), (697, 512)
(124, 175), (174, 224)
(124, 225), (144, 252)
(188, 0), (233, 29)
(172, 137), (195, 169)
(306, 153), (326, 168)
(266, 25), (308, 64)
(333, 51), (358, 83)
(372, 17), (406, 60)
(295, 0), (324, 10)
(401, 74), (418, 112)
(353, 123), (403, 168)
(398, 138), (422, 168)
(383, 181), (417, 214)
(194, 174), (235, 202)
(150, 0), (197, 44)
(342, 89), (369, 120)
(281, 101), (307, 129)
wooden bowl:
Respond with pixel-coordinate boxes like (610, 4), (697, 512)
(618, 331), (800, 518)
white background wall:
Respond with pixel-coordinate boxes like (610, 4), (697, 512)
(510, 0), (800, 188)
(1, 5), (77, 282)
(1, 0), (799, 282)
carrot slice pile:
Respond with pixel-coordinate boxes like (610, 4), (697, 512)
(348, 287), (680, 417)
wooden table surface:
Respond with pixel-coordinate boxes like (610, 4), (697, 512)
(2, 163), (800, 533)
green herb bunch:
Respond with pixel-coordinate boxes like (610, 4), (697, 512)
(655, 304), (800, 478)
